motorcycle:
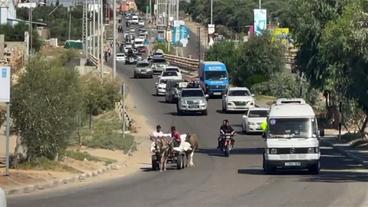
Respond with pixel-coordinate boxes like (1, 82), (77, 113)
(220, 133), (235, 157)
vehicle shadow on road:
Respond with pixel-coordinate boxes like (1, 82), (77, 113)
(215, 110), (245, 115)
(197, 147), (263, 157)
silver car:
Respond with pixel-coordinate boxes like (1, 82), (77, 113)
(134, 61), (153, 78)
(177, 88), (208, 115)
(151, 56), (168, 74)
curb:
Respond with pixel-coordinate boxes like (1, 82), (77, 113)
(4, 163), (121, 196)
(320, 139), (368, 168)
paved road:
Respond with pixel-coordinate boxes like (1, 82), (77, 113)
(8, 61), (368, 207)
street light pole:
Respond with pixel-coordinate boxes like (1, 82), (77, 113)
(68, 6), (71, 40)
(210, 0), (213, 24)
(113, 0), (116, 79)
(259, 0), (261, 9)
(100, 0), (104, 76)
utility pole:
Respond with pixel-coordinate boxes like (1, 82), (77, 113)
(100, 0), (104, 76)
(176, 0), (179, 20)
(113, 0), (116, 79)
(259, 0), (261, 9)
(93, 0), (96, 57)
(198, 27), (201, 61)
(68, 6), (72, 40)
(28, 5), (33, 56)
(210, 0), (213, 24)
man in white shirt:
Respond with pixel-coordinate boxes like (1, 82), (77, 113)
(150, 125), (165, 153)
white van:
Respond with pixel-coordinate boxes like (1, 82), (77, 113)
(131, 15), (139, 24)
(263, 98), (321, 174)
(134, 38), (144, 48)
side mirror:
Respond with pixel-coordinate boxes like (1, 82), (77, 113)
(251, 94), (255, 97)
(319, 129), (325, 137)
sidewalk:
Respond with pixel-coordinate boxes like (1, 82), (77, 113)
(321, 130), (368, 167)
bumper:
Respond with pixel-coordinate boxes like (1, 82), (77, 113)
(136, 71), (153, 77)
(226, 106), (252, 111)
(247, 126), (263, 132)
(265, 153), (320, 168)
(156, 88), (166, 95)
(179, 105), (207, 111)
(266, 159), (319, 169)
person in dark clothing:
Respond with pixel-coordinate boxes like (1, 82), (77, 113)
(217, 119), (235, 149)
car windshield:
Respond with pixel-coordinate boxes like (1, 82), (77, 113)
(166, 68), (179, 72)
(248, 110), (268, 118)
(181, 90), (204, 97)
(162, 71), (178, 76)
(159, 79), (167, 84)
(205, 71), (227, 81)
(152, 59), (166, 63)
(137, 63), (149, 67)
(268, 118), (312, 138)
(228, 90), (250, 96)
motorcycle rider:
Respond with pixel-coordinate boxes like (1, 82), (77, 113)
(218, 119), (235, 149)
(171, 126), (181, 147)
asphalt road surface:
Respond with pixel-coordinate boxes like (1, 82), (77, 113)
(8, 17), (368, 207)
(9, 61), (368, 207)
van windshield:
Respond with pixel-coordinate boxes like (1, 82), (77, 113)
(268, 118), (312, 138)
(205, 71), (227, 81)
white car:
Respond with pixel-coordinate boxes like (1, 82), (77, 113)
(116, 53), (126, 62)
(134, 38), (144, 48)
(165, 66), (182, 79)
(241, 107), (269, 133)
(222, 87), (255, 112)
(155, 78), (168, 96)
(131, 15), (139, 24)
(159, 70), (181, 80)
(0, 187), (6, 207)
(124, 44), (133, 53)
(138, 21), (145, 26)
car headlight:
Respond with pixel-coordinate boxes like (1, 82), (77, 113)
(248, 122), (256, 126)
(227, 102), (234, 106)
(269, 148), (277, 154)
(180, 100), (186, 105)
(308, 147), (319, 153)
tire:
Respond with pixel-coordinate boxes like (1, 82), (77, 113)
(309, 161), (320, 174)
(263, 156), (274, 174)
(224, 144), (230, 157)
(151, 155), (159, 171)
(177, 109), (182, 116)
(202, 110), (208, 116)
(177, 154), (184, 169)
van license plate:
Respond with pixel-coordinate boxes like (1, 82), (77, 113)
(213, 92), (221, 95)
(285, 162), (301, 166)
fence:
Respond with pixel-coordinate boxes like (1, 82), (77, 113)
(115, 100), (134, 132)
(0, 156), (5, 168)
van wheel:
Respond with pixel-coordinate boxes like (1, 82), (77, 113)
(309, 161), (320, 174)
(263, 156), (274, 174)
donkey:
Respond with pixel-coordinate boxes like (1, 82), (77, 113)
(184, 134), (199, 167)
(156, 136), (174, 171)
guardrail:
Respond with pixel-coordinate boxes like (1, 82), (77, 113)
(88, 54), (99, 66)
(164, 47), (298, 74)
(164, 54), (199, 72)
(0, 156), (5, 168)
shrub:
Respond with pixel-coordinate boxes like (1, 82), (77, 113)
(11, 56), (82, 161)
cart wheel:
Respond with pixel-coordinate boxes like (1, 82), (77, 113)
(177, 154), (183, 169)
(152, 155), (160, 171)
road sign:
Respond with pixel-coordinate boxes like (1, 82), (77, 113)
(0, 66), (10, 103)
(254, 9), (267, 36)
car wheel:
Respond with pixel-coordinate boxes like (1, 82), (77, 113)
(309, 161), (320, 174)
(202, 110), (208, 116)
(263, 156), (274, 174)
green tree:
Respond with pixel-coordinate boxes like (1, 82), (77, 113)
(0, 22), (42, 51)
(11, 56), (82, 161)
(205, 41), (240, 75)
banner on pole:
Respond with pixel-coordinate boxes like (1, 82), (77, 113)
(0, 66), (10, 102)
(254, 9), (267, 36)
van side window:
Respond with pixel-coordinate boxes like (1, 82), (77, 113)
(312, 118), (318, 137)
